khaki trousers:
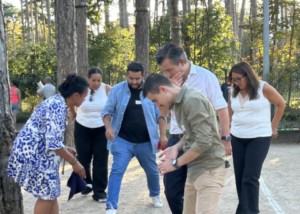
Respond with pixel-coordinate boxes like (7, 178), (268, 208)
(183, 166), (226, 214)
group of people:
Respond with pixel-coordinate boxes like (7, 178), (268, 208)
(6, 42), (286, 214)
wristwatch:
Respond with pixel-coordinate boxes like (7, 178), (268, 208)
(221, 135), (231, 141)
(172, 159), (180, 169)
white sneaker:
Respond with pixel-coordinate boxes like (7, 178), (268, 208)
(152, 196), (163, 208)
(105, 208), (117, 214)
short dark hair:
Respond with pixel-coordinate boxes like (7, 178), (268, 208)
(45, 76), (52, 83)
(11, 80), (19, 87)
(155, 43), (187, 65)
(229, 61), (259, 100)
(127, 62), (144, 75)
(143, 73), (172, 97)
(58, 74), (88, 98)
(88, 67), (103, 78)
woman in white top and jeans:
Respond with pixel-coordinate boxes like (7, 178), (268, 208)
(228, 61), (286, 214)
(74, 67), (111, 202)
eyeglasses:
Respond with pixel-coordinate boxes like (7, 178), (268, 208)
(89, 90), (95, 101)
(231, 76), (246, 82)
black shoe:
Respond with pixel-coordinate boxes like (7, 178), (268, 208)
(81, 184), (93, 196)
(93, 192), (107, 203)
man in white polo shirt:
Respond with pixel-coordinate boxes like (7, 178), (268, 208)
(155, 43), (231, 214)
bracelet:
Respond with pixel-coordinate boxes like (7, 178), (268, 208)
(69, 157), (78, 166)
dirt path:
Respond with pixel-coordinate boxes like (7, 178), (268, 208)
(22, 142), (300, 214)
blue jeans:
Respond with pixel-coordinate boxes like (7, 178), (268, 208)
(11, 103), (20, 114)
(106, 136), (160, 209)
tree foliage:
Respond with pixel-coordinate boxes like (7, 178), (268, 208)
(150, 3), (238, 78)
(4, 0), (300, 128)
(183, 3), (238, 76)
(8, 43), (56, 111)
(88, 25), (135, 84)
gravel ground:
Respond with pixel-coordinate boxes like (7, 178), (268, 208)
(22, 142), (300, 214)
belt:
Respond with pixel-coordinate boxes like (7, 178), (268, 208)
(171, 134), (184, 139)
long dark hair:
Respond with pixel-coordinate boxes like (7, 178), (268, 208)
(58, 74), (88, 98)
(229, 61), (259, 100)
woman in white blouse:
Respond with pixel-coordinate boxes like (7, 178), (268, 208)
(228, 61), (286, 214)
(74, 67), (111, 203)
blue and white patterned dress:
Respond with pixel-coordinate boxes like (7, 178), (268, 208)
(7, 94), (67, 200)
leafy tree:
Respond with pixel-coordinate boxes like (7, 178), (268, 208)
(150, 3), (238, 77)
(182, 3), (238, 76)
(3, 3), (22, 54)
(8, 42), (57, 111)
(88, 25), (135, 84)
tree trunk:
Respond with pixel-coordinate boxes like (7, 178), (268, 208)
(55, 0), (77, 148)
(25, 0), (30, 42)
(20, 0), (25, 43)
(75, 0), (88, 77)
(55, 0), (77, 83)
(193, 0), (199, 64)
(0, 2), (24, 213)
(41, 0), (46, 42)
(8, 18), (17, 56)
(134, 0), (150, 74)
(182, 0), (188, 16)
(286, 1), (296, 106)
(104, 1), (110, 27)
(29, 0), (35, 44)
(249, 0), (257, 62)
(225, 0), (238, 39)
(269, 0), (279, 74)
(154, 0), (158, 24)
(207, 0), (213, 9)
(119, 0), (129, 29)
(34, 0), (39, 43)
(238, 0), (246, 57)
(45, 0), (51, 43)
(170, 0), (181, 46)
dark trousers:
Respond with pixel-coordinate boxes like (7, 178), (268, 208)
(74, 121), (109, 197)
(231, 135), (271, 214)
(164, 134), (187, 214)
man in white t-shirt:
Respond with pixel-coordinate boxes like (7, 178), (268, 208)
(37, 76), (56, 99)
(155, 43), (231, 214)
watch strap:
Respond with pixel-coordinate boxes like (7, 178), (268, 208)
(172, 159), (179, 169)
(221, 135), (231, 141)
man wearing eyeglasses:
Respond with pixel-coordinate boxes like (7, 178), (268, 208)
(155, 43), (231, 214)
(102, 62), (168, 214)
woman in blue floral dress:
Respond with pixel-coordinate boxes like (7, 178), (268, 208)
(7, 74), (88, 214)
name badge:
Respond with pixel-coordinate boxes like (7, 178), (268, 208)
(135, 100), (142, 105)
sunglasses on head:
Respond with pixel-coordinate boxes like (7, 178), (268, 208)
(89, 90), (95, 102)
